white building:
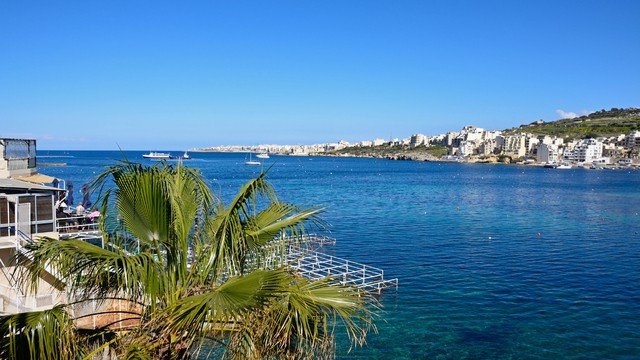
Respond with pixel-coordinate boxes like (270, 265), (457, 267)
(536, 143), (560, 164)
(478, 139), (499, 156)
(575, 138), (603, 163)
(502, 135), (527, 157)
(457, 140), (476, 157)
(624, 130), (640, 148)
(526, 137), (540, 153)
(410, 134), (427, 148)
(460, 126), (485, 142)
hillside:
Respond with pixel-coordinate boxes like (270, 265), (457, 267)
(504, 107), (640, 139)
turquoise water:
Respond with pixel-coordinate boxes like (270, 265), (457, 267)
(39, 151), (640, 359)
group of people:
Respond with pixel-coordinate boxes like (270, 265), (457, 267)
(75, 202), (101, 223)
(55, 196), (100, 231)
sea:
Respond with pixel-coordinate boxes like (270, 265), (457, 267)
(38, 150), (640, 359)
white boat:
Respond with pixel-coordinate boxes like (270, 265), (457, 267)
(244, 153), (261, 166)
(556, 163), (572, 169)
(256, 153), (270, 159)
(173, 152), (191, 160)
(143, 152), (171, 159)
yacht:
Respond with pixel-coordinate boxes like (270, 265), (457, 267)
(256, 153), (270, 159)
(244, 153), (261, 166)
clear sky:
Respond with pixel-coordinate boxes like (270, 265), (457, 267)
(1, 0), (638, 150)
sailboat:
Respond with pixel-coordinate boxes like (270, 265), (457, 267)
(245, 152), (261, 166)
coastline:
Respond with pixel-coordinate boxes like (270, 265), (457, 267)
(193, 149), (638, 170)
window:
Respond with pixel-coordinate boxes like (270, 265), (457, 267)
(36, 195), (53, 221)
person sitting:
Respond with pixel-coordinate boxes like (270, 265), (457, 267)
(85, 208), (101, 229)
(74, 203), (86, 229)
(87, 208), (100, 219)
(75, 202), (85, 215)
(55, 202), (70, 232)
(56, 201), (68, 217)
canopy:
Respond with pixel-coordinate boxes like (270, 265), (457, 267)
(16, 173), (58, 185)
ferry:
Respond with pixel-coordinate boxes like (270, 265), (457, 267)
(142, 152), (171, 159)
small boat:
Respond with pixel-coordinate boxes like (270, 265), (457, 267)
(244, 153), (261, 166)
(171, 152), (191, 160)
(143, 152), (171, 159)
(556, 163), (572, 169)
(256, 153), (270, 159)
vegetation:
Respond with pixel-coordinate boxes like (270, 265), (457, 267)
(504, 107), (640, 139)
(0, 162), (375, 359)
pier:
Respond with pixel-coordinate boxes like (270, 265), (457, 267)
(53, 218), (399, 294)
(281, 235), (399, 294)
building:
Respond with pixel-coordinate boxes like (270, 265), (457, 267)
(478, 139), (499, 156)
(536, 143), (560, 164)
(457, 140), (476, 157)
(502, 135), (527, 157)
(0, 138), (71, 314)
(0, 138), (38, 179)
(0, 179), (67, 313)
(372, 138), (386, 146)
(410, 134), (427, 148)
(625, 131), (640, 159)
(575, 138), (603, 163)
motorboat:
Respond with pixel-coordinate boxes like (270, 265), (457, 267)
(143, 152), (171, 159)
(256, 153), (270, 159)
(172, 152), (191, 160)
(556, 163), (572, 169)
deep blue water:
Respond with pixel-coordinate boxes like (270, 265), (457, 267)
(38, 150), (640, 359)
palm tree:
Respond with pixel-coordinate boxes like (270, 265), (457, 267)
(0, 161), (375, 359)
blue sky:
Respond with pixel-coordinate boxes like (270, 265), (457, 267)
(1, 0), (638, 150)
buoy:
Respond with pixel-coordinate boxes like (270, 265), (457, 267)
(537, 232), (541, 237)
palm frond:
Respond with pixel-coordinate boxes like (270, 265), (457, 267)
(226, 274), (376, 359)
(198, 172), (325, 279)
(0, 305), (80, 360)
(246, 202), (326, 246)
(15, 237), (166, 307)
(225, 170), (277, 220)
(91, 161), (213, 290)
(160, 269), (291, 355)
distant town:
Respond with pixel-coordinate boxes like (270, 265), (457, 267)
(194, 108), (640, 169)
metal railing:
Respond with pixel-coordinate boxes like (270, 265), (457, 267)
(286, 246), (398, 294)
(56, 215), (100, 234)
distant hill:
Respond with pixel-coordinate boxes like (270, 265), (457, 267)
(504, 107), (640, 139)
